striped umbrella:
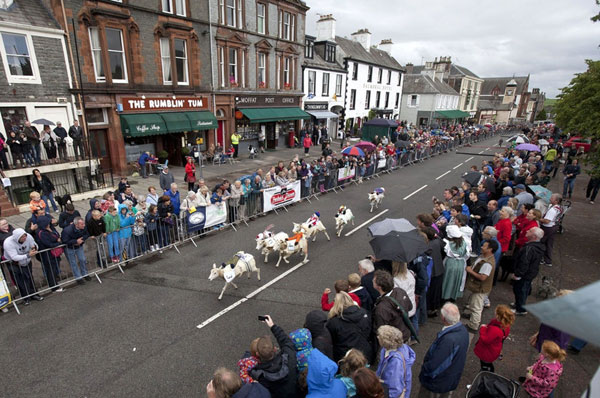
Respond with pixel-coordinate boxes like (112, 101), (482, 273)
(341, 146), (365, 157)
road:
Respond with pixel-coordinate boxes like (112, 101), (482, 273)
(1, 135), (597, 398)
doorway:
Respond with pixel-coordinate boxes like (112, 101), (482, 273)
(217, 120), (225, 148)
(163, 134), (183, 166)
(266, 123), (276, 149)
(89, 129), (110, 170)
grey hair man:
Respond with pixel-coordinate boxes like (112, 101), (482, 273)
(511, 227), (545, 315)
(358, 258), (378, 302)
(539, 193), (563, 267)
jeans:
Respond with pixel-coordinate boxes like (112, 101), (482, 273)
(106, 231), (120, 258)
(23, 150), (35, 166)
(7, 262), (36, 298)
(66, 246), (88, 279)
(513, 278), (532, 313)
(39, 250), (60, 288)
(586, 178), (600, 201)
(140, 163), (147, 178)
(133, 234), (148, 254)
(563, 178), (575, 197)
(32, 143), (41, 164)
(42, 192), (58, 213)
(120, 237), (134, 260)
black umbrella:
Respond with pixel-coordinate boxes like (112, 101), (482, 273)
(462, 171), (483, 187)
(395, 140), (411, 149)
(31, 118), (55, 126)
(368, 218), (416, 237)
(369, 230), (428, 263)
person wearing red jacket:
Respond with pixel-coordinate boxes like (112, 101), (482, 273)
(474, 304), (515, 372)
(184, 157), (196, 192)
(494, 206), (514, 253)
(303, 135), (313, 156)
(321, 279), (361, 311)
(514, 209), (541, 249)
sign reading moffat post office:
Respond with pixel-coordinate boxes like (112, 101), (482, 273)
(234, 95), (300, 108)
(120, 96), (208, 112)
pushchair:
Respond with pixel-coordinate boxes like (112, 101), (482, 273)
(466, 371), (520, 398)
(556, 199), (572, 234)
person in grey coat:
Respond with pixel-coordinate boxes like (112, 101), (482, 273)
(159, 166), (175, 192)
(3, 228), (44, 305)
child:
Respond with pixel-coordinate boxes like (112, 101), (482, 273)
(336, 349), (368, 397)
(29, 191), (47, 214)
(237, 338), (260, 384)
(118, 203), (135, 260)
(118, 177), (128, 194)
(348, 273), (373, 311)
(87, 210), (107, 268)
(103, 206), (120, 263)
(289, 328), (313, 372)
(321, 280), (361, 311)
(474, 304), (515, 372)
(145, 205), (159, 252)
(522, 340), (566, 398)
(101, 191), (115, 214)
(133, 212), (148, 255)
(135, 195), (148, 215)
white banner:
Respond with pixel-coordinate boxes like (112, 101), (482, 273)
(263, 180), (301, 212)
(377, 158), (387, 169)
(337, 166), (356, 181)
(205, 202), (227, 228)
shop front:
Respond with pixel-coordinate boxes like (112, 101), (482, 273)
(303, 102), (339, 139)
(117, 96), (217, 167)
(234, 94), (309, 151)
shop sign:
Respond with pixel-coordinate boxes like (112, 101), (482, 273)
(120, 97), (208, 112)
(304, 102), (328, 111)
(235, 95), (299, 107)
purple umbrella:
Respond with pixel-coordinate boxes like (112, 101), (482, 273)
(516, 143), (541, 152)
(354, 141), (376, 151)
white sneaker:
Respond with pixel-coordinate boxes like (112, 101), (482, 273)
(54, 287), (64, 293)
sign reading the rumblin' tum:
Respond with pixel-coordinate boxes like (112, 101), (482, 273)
(120, 96), (208, 111)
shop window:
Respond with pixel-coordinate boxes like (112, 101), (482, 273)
(1, 106), (27, 136)
(0, 32), (41, 84)
(86, 108), (108, 125)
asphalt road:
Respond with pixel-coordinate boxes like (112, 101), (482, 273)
(1, 135), (597, 398)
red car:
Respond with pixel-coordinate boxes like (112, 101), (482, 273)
(565, 136), (592, 152)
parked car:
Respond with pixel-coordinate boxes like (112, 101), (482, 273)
(565, 136), (592, 152)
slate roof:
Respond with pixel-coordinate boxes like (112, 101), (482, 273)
(0, 0), (60, 30)
(303, 50), (346, 73)
(402, 74), (459, 95)
(335, 36), (404, 71)
(480, 76), (529, 96)
(478, 99), (513, 111)
(449, 64), (481, 79)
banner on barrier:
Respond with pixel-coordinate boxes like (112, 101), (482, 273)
(185, 203), (228, 232)
(377, 158), (387, 169)
(337, 166), (356, 181)
(263, 181), (301, 212)
(0, 271), (11, 310)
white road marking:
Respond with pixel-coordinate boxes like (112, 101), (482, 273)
(465, 156), (474, 162)
(344, 209), (389, 237)
(436, 170), (451, 180)
(478, 150), (484, 154)
(453, 163), (464, 170)
(196, 259), (310, 330)
(485, 147), (490, 151)
(403, 184), (428, 201)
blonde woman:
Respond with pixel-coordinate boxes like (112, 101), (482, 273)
(325, 292), (372, 362)
(196, 185), (212, 207)
(376, 325), (416, 398)
(392, 261), (416, 318)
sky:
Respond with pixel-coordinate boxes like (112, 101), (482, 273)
(304, 0), (600, 98)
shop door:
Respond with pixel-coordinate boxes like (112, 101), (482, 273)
(89, 129), (111, 170)
(266, 123), (276, 149)
(163, 134), (183, 166)
(217, 121), (225, 148)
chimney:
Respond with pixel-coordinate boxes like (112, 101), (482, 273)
(405, 63), (414, 74)
(378, 39), (393, 55)
(316, 14), (336, 42)
(351, 28), (371, 51)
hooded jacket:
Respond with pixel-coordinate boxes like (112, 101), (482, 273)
(0, 224), (15, 255)
(373, 287), (413, 343)
(118, 204), (135, 239)
(58, 210), (81, 229)
(86, 199), (99, 223)
(350, 286), (373, 312)
(304, 310), (334, 361)
(104, 211), (120, 233)
(232, 383), (271, 398)
(326, 305), (372, 363)
(3, 228), (36, 266)
(289, 328), (313, 372)
(376, 344), (416, 398)
(513, 240), (545, 281)
(250, 324), (298, 398)
(306, 348), (347, 398)
(60, 222), (89, 249)
(474, 318), (510, 363)
(35, 217), (61, 250)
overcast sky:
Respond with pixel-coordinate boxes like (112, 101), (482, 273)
(305, 0), (600, 98)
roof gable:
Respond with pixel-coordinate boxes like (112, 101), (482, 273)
(0, 0), (60, 30)
(335, 36), (404, 71)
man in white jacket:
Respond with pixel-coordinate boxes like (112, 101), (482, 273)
(3, 228), (43, 305)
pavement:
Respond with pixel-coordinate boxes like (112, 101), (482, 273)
(1, 134), (598, 398)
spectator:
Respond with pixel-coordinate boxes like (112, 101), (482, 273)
(304, 310), (334, 361)
(206, 367), (270, 398)
(61, 217), (90, 285)
(306, 348), (346, 398)
(522, 341), (566, 398)
(6, 130), (24, 168)
(157, 195), (174, 248)
(514, 184), (534, 214)
(53, 121), (68, 160)
(146, 186), (159, 206)
(3, 228), (43, 305)
(474, 304), (514, 373)
(335, 348), (367, 397)
(375, 325), (416, 398)
(180, 191), (201, 213)
(495, 206), (513, 254)
(487, 200), (500, 226)
(20, 131), (35, 166)
(144, 205), (160, 252)
(321, 279), (361, 311)
(34, 216), (63, 292)
(358, 259), (379, 303)
(184, 156), (196, 191)
(391, 261), (417, 320)
(441, 225), (469, 302)
(512, 227), (545, 315)
(348, 273), (373, 312)
(514, 208), (541, 249)
(100, 191), (115, 214)
(229, 180), (244, 221)
(250, 315), (298, 398)
(119, 186), (138, 206)
(165, 183), (181, 216)
(41, 125), (58, 164)
(138, 151), (150, 179)
(85, 199), (102, 223)
(352, 368), (387, 398)
(103, 206), (121, 263)
(464, 240), (498, 332)
(118, 177), (129, 195)
(29, 191), (47, 214)
(497, 186), (513, 209)
(586, 174), (600, 204)
(326, 292), (372, 363)
(118, 204), (135, 260)
(531, 290), (573, 353)
(418, 302), (469, 397)
(68, 120), (85, 160)
(303, 134), (313, 156)
(159, 166), (175, 192)
(58, 203), (81, 229)
(540, 194), (563, 267)
(0, 219), (15, 252)
(372, 270), (414, 344)
(87, 209), (106, 268)
(289, 328), (313, 372)
(23, 120), (41, 165)
(423, 227), (445, 318)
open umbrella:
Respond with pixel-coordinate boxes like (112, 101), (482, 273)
(354, 141), (376, 152)
(341, 146), (365, 157)
(369, 230), (428, 263)
(529, 185), (552, 203)
(462, 171), (483, 187)
(395, 140), (411, 149)
(31, 118), (55, 126)
(516, 143), (541, 152)
(368, 218), (416, 237)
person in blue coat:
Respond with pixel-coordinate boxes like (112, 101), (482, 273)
(118, 203), (135, 260)
(418, 302), (469, 396)
(306, 348), (346, 398)
(165, 183), (181, 217)
(375, 325), (416, 398)
(60, 217), (90, 284)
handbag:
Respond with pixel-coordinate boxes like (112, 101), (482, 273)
(50, 247), (64, 257)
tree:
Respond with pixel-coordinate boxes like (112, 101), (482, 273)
(535, 108), (547, 121)
(592, 0), (600, 22)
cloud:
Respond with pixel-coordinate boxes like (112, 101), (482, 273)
(305, 0), (600, 97)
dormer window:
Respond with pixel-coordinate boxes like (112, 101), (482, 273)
(325, 43), (335, 63)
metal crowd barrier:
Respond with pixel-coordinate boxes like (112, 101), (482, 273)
(1, 129), (499, 314)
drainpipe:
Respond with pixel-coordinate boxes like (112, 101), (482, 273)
(208, 0), (217, 163)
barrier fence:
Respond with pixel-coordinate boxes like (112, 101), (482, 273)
(0, 129), (501, 314)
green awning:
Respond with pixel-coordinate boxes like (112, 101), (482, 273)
(120, 113), (167, 137)
(240, 107), (311, 123)
(434, 110), (470, 119)
(185, 111), (218, 130)
(161, 112), (192, 132)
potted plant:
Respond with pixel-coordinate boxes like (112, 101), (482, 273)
(157, 150), (168, 164)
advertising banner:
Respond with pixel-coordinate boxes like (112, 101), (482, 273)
(263, 181), (301, 212)
(185, 202), (228, 232)
(337, 167), (356, 182)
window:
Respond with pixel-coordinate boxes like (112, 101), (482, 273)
(175, 0), (186, 16)
(237, 0), (243, 29)
(322, 73), (329, 96)
(105, 28), (127, 83)
(365, 91), (371, 109)
(276, 55), (281, 89)
(325, 44), (335, 63)
(0, 32), (39, 83)
(162, 0), (172, 13)
(283, 12), (290, 40)
(86, 108), (108, 125)
(335, 74), (342, 97)
(219, 47), (225, 87)
(226, 0), (236, 27)
(395, 93), (399, 108)
(367, 65), (373, 82)
(352, 62), (357, 80)
(88, 27), (104, 82)
(257, 3), (266, 34)
(375, 91), (380, 108)
(409, 94), (418, 107)
(305, 38), (314, 59)
(258, 53), (266, 88)
(387, 70), (391, 85)
(349, 89), (356, 110)
(241, 49), (246, 88)
(159, 37), (171, 84)
(384, 92), (389, 108)
(377, 68), (382, 83)
(228, 47), (237, 85)
(174, 38), (188, 85)
(398, 72), (402, 86)
(283, 57), (290, 86)
(219, 0), (225, 24)
(280, 11), (295, 41)
(307, 70), (315, 94)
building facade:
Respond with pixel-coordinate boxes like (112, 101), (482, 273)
(478, 75), (530, 124)
(399, 74), (460, 127)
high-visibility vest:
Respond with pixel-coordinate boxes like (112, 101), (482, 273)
(231, 133), (240, 145)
